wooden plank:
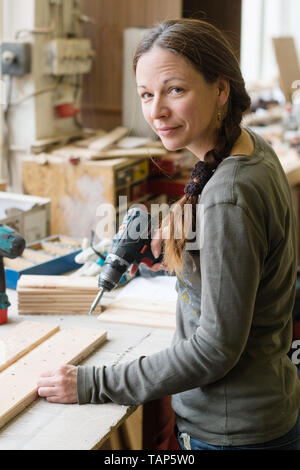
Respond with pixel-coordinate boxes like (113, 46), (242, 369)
(75, 130), (107, 148)
(30, 130), (88, 153)
(272, 37), (300, 102)
(0, 180), (7, 191)
(98, 297), (176, 329)
(98, 308), (175, 329)
(88, 147), (167, 160)
(105, 297), (176, 315)
(50, 145), (105, 161)
(0, 327), (107, 429)
(89, 127), (128, 151)
(18, 275), (98, 290)
(0, 321), (60, 373)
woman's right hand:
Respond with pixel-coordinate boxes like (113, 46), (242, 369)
(130, 229), (165, 275)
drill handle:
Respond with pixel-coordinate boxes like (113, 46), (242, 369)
(0, 257), (6, 294)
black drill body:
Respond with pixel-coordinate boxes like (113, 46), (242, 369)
(89, 208), (163, 315)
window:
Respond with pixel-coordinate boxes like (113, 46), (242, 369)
(241, 0), (300, 85)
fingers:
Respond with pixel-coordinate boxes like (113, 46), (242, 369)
(150, 262), (166, 272)
(39, 369), (56, 378)
(151, 229), (162, 258)
(37, 365), (78, 404)
(130, 264), (139, 276)
(37, 386), (56, 398)
(37, 376), (57, 388)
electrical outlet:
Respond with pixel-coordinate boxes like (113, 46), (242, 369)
(0, 42), (31, 76)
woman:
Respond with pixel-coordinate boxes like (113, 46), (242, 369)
(37, 19), (300, 450)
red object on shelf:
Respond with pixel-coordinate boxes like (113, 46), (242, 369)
(150, 152), (186, 176)
(55, 103), (79, 118)
(293, 321), (300, 339)
(130, 181), (149, 201)
(0, 308), (8, 325)
(148, 176), (188, 197)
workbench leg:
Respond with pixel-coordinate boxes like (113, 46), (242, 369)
(142, 396), (179, 450)
(98, 406), (143, 450)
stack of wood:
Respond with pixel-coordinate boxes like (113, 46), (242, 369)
(37, 126), (168, 162)
(17, 275), (102, 315)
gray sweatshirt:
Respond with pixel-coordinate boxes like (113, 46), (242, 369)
(77, 129), (300, 445)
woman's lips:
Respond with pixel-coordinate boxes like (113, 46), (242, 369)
(157, 126), (180, 136)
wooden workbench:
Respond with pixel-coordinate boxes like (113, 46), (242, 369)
(0, 288), (174, 450)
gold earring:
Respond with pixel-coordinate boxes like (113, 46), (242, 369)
(217, 110), (222, 122)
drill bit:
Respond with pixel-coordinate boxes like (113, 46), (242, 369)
(88, 287), (104, 315)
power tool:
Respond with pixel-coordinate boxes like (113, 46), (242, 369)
(0, 224), (26, 324)
(88, 207), (163, 315)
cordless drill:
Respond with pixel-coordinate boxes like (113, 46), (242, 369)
(88, 207), (163, 315)
(0, 225), (26, 324)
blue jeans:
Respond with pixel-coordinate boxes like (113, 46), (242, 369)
(178, 412), (300, 450)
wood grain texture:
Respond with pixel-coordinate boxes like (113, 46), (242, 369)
(0, 327), (107, 430)
(98, 297), (176, 329)
(17, 275), (102, 315)
(81, 0), (182, 130)
(17, 275), (99, 290)
(0, 321), (60, 373)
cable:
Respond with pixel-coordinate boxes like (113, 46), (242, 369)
(15, 0), (60, 39)
(9, 80), (60, 107)
(3, 76), (13, 184)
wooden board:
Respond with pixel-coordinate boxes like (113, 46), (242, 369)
(0, 326), (107, 429)
(89, 127), (128, 151)
(0, 321), (59, 373)
(75, 130), (107, 148)
(17, 275), (102, 315)
(0, 180), (7, 191)
(98, 297), (176, 329)
(272, 37), (300, 102)
(18, 275), (98, 290)
(87, 147), (167, 160)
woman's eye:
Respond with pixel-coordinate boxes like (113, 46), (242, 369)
(141, 92), (152, 100)
(170, 87), (183, 95)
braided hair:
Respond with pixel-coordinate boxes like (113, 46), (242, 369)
(133, 19), (251, 274)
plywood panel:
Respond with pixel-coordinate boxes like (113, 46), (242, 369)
(0, 327), (107, 429)
(0, 321), (59, 373)
(81, 0), (182, 130)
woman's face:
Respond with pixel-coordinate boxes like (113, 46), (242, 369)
(136, 46), (228, 159)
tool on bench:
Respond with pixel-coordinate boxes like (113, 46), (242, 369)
(88, 207), (163, 315)
(0, 224), (26, 325)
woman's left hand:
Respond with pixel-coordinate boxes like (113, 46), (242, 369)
(37, 365), (78, 403)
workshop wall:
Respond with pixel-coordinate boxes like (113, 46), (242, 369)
(80, 0), (182, 131)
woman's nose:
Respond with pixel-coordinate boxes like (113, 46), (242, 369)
(150, 97), (169, 120)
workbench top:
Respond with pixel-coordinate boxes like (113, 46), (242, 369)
(0, 288), (174, 450)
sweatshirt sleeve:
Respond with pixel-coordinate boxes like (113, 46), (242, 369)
(77, 203), (265, 405)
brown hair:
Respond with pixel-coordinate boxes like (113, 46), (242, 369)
(133, 19), (251, 274)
